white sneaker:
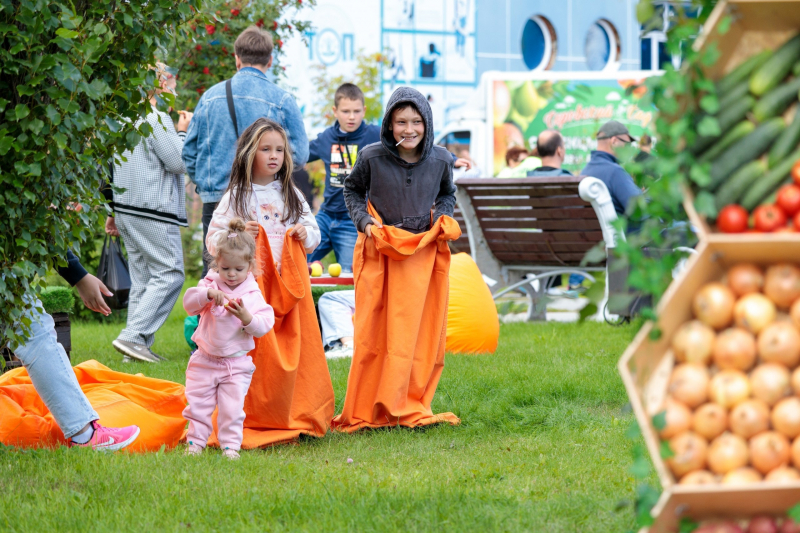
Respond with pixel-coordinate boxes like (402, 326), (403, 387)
(326, 344), (353, 359)
(222, 448), (240, 460)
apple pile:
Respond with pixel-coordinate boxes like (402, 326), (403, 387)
(692, 516), (800, 533)
(718, 163), (800, 233)
(660, 262), (800, 484)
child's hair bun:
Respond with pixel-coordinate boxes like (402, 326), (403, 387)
(228, 217), (246, 233)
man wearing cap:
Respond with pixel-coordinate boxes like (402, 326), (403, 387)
(581, 120), (642, 216)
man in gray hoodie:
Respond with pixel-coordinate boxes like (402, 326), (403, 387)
(343, 87), (455, 235)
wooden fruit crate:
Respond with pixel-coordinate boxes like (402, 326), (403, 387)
(645, 484), (800, 532)
(619, 237), (800, 489)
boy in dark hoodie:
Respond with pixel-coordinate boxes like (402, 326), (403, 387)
(333, 87), (460, 432)
(307, 83), (380, 272)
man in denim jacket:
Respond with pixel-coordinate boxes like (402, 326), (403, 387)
(183, 26), (308, 276)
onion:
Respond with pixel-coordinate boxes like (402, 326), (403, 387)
(708, 433), (749, 474)
(669, 363), (710, 408)
(709, 369), (751, 408)
(672, 320), (716, 365)
(750, 431), (791, 474)
(771, 397), (800, 438)
(713, 328), (757, 371)
(693, 403), (729, 441)
(764, 263), (800, 309)
(757, 322), (800, 368)
(721, 466), (763, 485)
(735, 293), (777, 334)
(658, 398), (693, 439)
(730, 399), (770, 439)
(728, 263), (765, 296)
(751, 363), (792, 406)
(765, 465), (800, 482)
(792, 299), (800, 331)
(748, 516), (779, 533)
(679, 469), (717, 485)
(666, 431), (708, 478)
(694, 282), (736, 329)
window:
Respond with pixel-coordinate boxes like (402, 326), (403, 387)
(521, 15), (557, 71)
(585, 19), (621, 71)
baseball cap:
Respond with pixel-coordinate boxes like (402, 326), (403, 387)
(596, 120), (637, 143)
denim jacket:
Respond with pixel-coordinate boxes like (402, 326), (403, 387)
(182, 67), (309, 203)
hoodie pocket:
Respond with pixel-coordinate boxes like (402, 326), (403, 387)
(401, 214), (430, 232)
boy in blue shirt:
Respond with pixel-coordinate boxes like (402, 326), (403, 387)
(307, 84), (379, 272)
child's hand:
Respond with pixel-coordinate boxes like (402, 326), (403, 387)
(289, 224), (307, 242)
(225, 298), (252, 326)
(454, 157), (472, 170)
(364, 217), (382, 238)
(207, 288), (228, 307)
(245, 221), (260, 238)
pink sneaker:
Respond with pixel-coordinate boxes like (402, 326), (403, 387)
(69, 421), (140, 452)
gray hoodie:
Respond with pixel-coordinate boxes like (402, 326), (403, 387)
(343, 87), (456, 234)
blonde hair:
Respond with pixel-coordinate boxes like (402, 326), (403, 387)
(209, 218), (260, 276)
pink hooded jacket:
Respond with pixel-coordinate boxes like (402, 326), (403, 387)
(183, 272), (275, 357)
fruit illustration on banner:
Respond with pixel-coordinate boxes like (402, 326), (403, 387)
(328, 263), (342, 277)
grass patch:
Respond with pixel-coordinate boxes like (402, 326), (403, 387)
(2, 281), (646, 532)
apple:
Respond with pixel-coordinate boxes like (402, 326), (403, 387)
(328, 263), (342, 277)
(310, 263), (323, 277)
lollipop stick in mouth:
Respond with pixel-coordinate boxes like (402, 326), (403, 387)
(396, 138), (406, 146)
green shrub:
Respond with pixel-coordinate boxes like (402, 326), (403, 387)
(39, 286), (75, 315)
(0, 0), (199, 346)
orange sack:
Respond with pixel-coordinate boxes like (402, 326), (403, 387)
(0, 359), (186, 451)
(446, 253), (499, 354)
(331, 205), (461, 432)
(210, 228), (335, 448)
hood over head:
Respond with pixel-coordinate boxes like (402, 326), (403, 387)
(380, 87), (435, 167)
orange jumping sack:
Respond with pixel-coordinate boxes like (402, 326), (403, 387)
(210, 228), (335, 448)
(0, 359), (186, 451)
(331, 205), (461, 432)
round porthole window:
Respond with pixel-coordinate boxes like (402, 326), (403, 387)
(521, 15), (557, 71)
(585, 18), (621, 71)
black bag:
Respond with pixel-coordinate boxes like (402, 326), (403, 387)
(97, 236), (131, 309)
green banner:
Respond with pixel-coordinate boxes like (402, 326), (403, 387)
(492, 78), (656, 175)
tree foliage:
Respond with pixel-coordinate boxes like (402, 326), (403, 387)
(0, 0), (198, 347)
(163, 0), (315, 111)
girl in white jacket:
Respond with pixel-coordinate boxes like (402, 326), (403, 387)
(207, 118), (320, 271)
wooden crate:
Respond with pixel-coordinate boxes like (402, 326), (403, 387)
(645, 484), (800, 532)
(619, 237), (800, 489)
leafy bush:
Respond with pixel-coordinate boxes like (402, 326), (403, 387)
(39, 286), (75, 314)
(0, 0), (198, 346)
(163, 0), (314, 110)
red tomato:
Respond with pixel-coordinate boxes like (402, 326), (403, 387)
(777, 184), (800, 216)
(753, 204), (788, 232)
(717, 204), (749, 233)
(794, 212), (800, 231)
(793, 160), (800, 186)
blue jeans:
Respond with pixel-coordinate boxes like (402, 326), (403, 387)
(10, 301), (99, 439)
(308, 210), (358, 272)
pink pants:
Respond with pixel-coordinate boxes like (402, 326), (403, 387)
(183, 350), (256, 451)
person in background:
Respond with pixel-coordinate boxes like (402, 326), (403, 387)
(10, 251), (141, 451)
(183, 26), (308, 278)
(105, 62), (191, 364)
(527, 130), (573, 177)
(292, 167), (315, 207)
(581, 120), (642, 217)
(635, 133), (653, 163)
(497, 146), (542, 177)
(318, 290), (356, 359)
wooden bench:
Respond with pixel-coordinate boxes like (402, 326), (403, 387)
(454, 176), (620, 321)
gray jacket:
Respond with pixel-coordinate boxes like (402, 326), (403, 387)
(343, 87), (456, 234)
(112, 110), (187, 226)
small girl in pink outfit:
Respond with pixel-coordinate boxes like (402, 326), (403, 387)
(182, 218), (275, 460)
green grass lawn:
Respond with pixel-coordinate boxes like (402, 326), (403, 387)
(1, 284), (647, 532)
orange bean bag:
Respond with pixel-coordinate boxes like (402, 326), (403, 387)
(331, 205), (461, 432)
(0, 359), (186, 451)
(209, 227), (335, 448)
(446, 253), (499, 354)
